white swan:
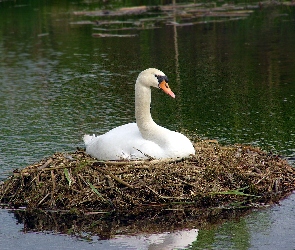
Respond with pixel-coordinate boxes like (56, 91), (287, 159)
(83, 68), (195, 160)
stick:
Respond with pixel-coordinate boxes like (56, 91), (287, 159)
(38, 158), (53, 170)
(50, 170), (56, 206)
(38, 193), (50, 206)
(145, 186), (186, 200)
(94, 157), (185, 166)
(96, 168), (134, 189)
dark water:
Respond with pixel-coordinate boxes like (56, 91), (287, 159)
(0, 0), (295, 249)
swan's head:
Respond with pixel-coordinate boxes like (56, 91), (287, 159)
(137, 68), (175, 98)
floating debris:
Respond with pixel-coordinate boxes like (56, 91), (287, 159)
(92, 33), (137, 37)
(71, 2), (258, 37)
(73, 6), (149, 17)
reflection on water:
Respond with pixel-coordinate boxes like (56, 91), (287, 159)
(0, 0), (295, 249)
(110, 229), (199, 250)
(192, 193), (295, 250)
(0, 207), (199, 250)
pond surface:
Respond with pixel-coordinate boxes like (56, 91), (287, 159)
(0, 0), (295, 249)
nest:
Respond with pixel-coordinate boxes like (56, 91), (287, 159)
(1, 140), (294, 213)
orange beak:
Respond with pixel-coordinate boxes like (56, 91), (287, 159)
(159, 80), (175, 98)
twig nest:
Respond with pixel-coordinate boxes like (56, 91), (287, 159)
(1, 140), (295, 212)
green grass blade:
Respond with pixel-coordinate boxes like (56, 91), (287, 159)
(86, 180), (105, 200)
(64, 168), (72, 187)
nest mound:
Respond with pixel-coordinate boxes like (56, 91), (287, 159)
(1, 140), (295, 213)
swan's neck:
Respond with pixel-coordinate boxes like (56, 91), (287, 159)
(135, 83), (159, 139)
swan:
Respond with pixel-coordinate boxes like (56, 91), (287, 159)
(83, 68), (195, 160)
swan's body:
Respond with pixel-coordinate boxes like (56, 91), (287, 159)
(84, 68), (195, 160)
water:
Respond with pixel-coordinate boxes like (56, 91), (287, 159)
(0, 0), (295, 249)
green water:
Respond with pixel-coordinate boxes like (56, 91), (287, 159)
(0, 0), (295, 249)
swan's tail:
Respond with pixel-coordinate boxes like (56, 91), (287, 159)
(83, 134), (96, 146)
